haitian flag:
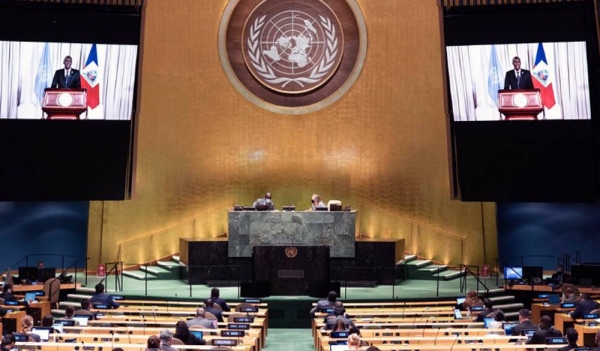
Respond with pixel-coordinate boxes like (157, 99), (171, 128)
(81, 44), (100, 109)
(532, 43), (556, 109)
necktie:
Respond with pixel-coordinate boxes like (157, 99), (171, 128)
(517, 71), (521, 89)
(65, 71), (69, 86)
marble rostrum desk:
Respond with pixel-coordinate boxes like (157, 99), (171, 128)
(227, 210), (357, 258)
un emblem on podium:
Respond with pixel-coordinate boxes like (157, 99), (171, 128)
(219, 0), (367, 114)
(285, 246), (298, 258)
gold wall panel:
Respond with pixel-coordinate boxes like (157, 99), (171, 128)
(88, 0), (498, 269)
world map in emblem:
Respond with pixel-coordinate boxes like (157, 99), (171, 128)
(242, 2), (344, 94)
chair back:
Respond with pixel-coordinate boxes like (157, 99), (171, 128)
(44, 278), (61, 304)
(227, 313), (246, 323)
(171, 337), (185, 345)
(211, 303), (223, 311)
(205, 312), (217, 320)
(235, 302), (253, 312)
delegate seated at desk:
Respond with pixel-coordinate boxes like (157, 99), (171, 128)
(252, 192), (274, 211)
(570, 293), (600, 319)
(90, 283), (119, 309)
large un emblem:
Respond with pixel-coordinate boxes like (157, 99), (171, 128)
(219, 0), (367, 114)
(242, 2), (344, 94)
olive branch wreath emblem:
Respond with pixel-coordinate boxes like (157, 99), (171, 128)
(247, 14), (339, 88)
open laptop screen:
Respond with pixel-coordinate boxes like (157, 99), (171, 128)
(73, 317), (89, 326)
(31, 327), (51, 342)
(24, 292), (36, 303)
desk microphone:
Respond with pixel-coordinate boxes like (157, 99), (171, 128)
(127, 326), (132, 344)
(449, 334), (459, 351)
(421, 319), (429, 337)
(153, 306), (158, 325)
(110, 330), (115, 350)
(166, 300), (169, 315)
(433, 327), (441, 345)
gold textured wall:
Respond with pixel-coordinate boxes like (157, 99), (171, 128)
(88, 0), (498, 269)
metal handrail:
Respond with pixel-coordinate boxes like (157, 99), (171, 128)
(101, 261), (124, 292)
(460, 264), (490, 297)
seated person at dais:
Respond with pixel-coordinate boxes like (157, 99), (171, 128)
(252, 192), (274, 210)
(551, 265), (571, 284)
(310, 194), (326, 211)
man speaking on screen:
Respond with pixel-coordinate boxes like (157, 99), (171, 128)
(51, 55), (81, 89)
(504, 56), (533, 90)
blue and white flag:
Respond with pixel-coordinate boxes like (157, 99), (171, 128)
(488, 45), (502, 106)
(34, 43), (53, 106)
(487, 45), (503, 107)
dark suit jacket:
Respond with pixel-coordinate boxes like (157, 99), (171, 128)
(90, 293), (120, 309)
(527, 327), (562, 345)
(51, 69), (81, 89)
(558, 342), (579, 351)
(205, 306), (223, 322)
(504, 69), (534, 90)
(213, 297), (230, 312)
(512, 320), (537, 336)
(571, 299), (600, 319)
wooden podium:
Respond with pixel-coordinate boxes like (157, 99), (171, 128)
(42, 88), (87, 120)
(498, 89), (543, 120)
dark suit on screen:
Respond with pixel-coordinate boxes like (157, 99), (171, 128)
(51, 69), (81, 89)
(504, 69), (534, 90)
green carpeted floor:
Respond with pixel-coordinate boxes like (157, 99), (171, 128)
(266, 328), (314, 351)
(76, 273), (502, 302)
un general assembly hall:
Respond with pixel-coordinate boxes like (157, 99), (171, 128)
(1, 0), (600, 350)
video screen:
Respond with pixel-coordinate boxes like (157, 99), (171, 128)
(443, 0), (600, 202)
(447, 42), (591, 121)
(0, 1), (142, 201)
(0, 41), (138, 120)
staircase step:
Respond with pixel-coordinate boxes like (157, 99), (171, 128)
(157, 261), (181, 272)
(494, 302), (524, 311)
(122, 270), (158, 280)
(443, 270), (465, 281)
(172, 255), (181, 263)
(397, 254), (418, 265)
(76, 287), (96, 294)
(67, 293), (93, 302)
(140, 265), (173, 279)
(410, 260), (432, 268)
(417, 265), (448, 273)
(59, 301), (82, 309)
(490, 295), (515, 303)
